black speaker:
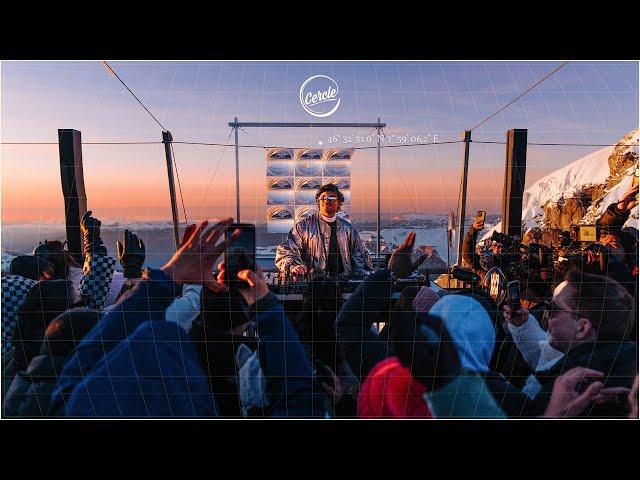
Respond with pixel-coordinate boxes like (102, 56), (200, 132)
(58, 129), (87, 263)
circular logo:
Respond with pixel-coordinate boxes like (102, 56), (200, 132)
(482, 267), (507, 304)
(299, 75), (341, 118)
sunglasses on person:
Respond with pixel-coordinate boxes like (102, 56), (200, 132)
(542, 299), (575, 320)
(319, 196), (338, 203)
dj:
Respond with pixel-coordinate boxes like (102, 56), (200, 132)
(275, 183), (372, 278)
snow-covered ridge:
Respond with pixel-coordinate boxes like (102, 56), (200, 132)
(482, 129), (639, 240)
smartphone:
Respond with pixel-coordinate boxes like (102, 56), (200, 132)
(224, 223), (256, 289)
(507, 280), (520, 311)
(475, 210), (486, 224)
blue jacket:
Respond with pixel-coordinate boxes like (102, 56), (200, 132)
(249, 292), (325, 417)
(48, 269), (218, 417)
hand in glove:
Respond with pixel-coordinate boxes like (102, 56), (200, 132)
(390, 311), (461, 392)
(80, 210), (107, 256)
(116, 229), (146, 278)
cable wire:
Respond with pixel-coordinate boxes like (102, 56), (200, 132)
(469, 61), (570, 132)
(473, 140), (638, 147)
(3, 139), (635, 148)
(1, 141), (162, 145)
(101, 61), (168, 132)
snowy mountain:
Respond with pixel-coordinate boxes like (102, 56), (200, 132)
(482, 129), (639, 240)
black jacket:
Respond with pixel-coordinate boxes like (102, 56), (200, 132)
(483, 372), (536, 417)
(3, 354), (67, 417)
(530, 341), (637, 417)
(336, 268), (394, 381)
(189, 319), (258, 417)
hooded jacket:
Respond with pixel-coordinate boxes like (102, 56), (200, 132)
(357, 356), (432, 418)
(429, 295), (532, 416)
(275, 213), (372, 276)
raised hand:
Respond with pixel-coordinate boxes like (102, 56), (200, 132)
(116, 229), (146, 279)
(218, 260), (270, 305)
(544, 367), (605, 418)
(616, 184), (639, 211)
(80, 210), (106, 256)
(471, 219), (485, 231)
(161, 218), (239, 291)
(236, 265), (270, 307)
(388, 231), (427, 278)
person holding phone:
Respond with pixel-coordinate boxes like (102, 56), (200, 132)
(461, 210), (492, 279)
(275, 183), (372, 279)
(216, 262), (327, 417)
(593, 184), (639, 298)
(502, 270), (637, 417)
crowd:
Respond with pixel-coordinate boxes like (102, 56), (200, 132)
(1, 185), (638, 418)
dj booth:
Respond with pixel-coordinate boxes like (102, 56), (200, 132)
(262, 269), (434, 318)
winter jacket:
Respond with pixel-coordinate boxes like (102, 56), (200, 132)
(247, 292), (326, 417)
(528, 341), (637, 417)
(424, 372), (508, 419)
(357, 356), (432, 418)
(1, 275), (38, 355)
(275, 213), (372, 276)
(336, 268), (394, 381)
(190, 325), (258, 417)
(506, 314), (637, 417)
(59, 320), (218, 417)
(2, 349), (16, 404)
(429, 295), (533, 416)
(3, 354), (67, 417)
(48, 269), (218, 417)
(13, 279), (81, 373)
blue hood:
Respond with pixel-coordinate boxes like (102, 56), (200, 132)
(429, 295), (495, 373)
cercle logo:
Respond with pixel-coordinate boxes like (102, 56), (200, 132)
(299, 75), (341, 118)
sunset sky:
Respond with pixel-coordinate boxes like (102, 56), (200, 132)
(1, 61), (638, 225)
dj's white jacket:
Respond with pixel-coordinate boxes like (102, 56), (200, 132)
(275, 213), (372, 276)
